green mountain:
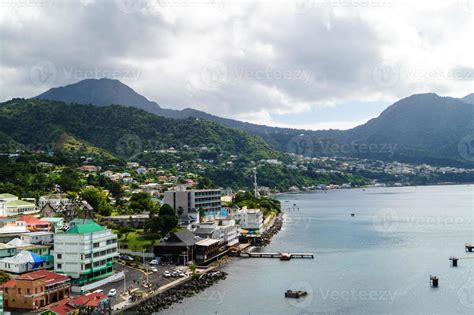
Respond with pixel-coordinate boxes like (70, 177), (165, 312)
(0, 98), (279, 161)
(34, 79), (473, 166)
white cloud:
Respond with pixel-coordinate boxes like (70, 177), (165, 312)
(0, 0), (472, 129)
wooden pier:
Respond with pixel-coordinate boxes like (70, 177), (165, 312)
(239, 252), (314, 259)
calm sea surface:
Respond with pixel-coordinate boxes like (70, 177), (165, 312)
(161, 185), (474, 315)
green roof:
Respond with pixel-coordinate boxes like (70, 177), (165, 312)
(66, 220), (105, 234)
(0, 193), (16, 199)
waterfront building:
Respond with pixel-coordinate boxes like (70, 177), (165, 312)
(53, 219), (118, 286)
(154, 230), (197, 265)
(1, 270), (70, 310)
(163, 188), (221, 223)
(235, 208), (264, 235)
(192, 219), (239, 247)
(0, 194), (37, 217)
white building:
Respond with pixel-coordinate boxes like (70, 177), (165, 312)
(0, 250), (52, 274)
(235, 208), (264, 235)
(53, 219), (118, 286)
(21, 232), (54, 244)
(193, 219), (239, 247)
(38, 194), (71, 208)
(163, 189), (221, 220)
(0, 194), (37, 217)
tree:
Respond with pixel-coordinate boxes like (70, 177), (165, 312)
(81, 187), (112, 216)
(159, 204), (176, 216)
(119, 226), (136, 241)
(58, 167), (81, 192)
(129, 192), (157, 214)
(0, 270), (11, 285)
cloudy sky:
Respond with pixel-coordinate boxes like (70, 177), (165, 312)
(0, 0), (473, 130)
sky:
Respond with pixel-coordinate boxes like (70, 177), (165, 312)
(0, 0), (473, 130)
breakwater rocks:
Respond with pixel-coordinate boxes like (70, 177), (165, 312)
(259, 216), (283, 246)
(133, 271), (228, 313)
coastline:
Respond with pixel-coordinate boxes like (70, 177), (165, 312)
(120, 213), (285, 313)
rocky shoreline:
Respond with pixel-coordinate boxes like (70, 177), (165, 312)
(131, 271), (228, 313)
(258, 214), (283, 247)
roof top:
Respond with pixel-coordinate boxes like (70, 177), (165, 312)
(0, 250), (45, 264)
(196, 238), (220, 246)
(0, 243), (15, 249)
(66, 220), (105, 234)
(69, 292), (107, 307)
(19, 215), (49, 225)
(7, 238), (31, 247)
(6, 199), (36, 207)
(0, 193), (16, 199)
(48, 299), (76, 315)
(158, 230), (196, 247)
(16, 270), (69, 286)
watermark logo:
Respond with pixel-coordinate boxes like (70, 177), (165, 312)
(285, 216), (313, 230)
(200, 60), (228, 88)
(458, 280), (474, 308)
(115, 0), (147, 13)
(372, 208), (399, 233)
(287, 134), (314, 157)
(319, 287), (398, 303)
(372, 60), (400, 88)
(288, 0), (315, 14)
(29, 60), (57, 86)
(458, 134), (474, 162)
(116, 132), (142, 157)
(286, 281), (314, 308)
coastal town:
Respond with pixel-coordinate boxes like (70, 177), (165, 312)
(0, 158), (286, 314)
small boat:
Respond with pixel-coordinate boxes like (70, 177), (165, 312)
(285, 290), (308, 298)
(351, 213), (355, 217)
(280, 253), (292, 261)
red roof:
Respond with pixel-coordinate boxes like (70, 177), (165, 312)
(48, 299), (76, 315)
(19, 215), (49, 225)
(69, 292), (107, 307)
(16, 270), (70, 286)
(1, 279), (17, 288)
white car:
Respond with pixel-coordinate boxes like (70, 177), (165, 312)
(93, 289), (104, 294)
(178, 271), (185, 277)
(151, 267), (158, 273)
(163, 270), (171, 277)
(108, 288), (117, 297)
(172, 271), (179, 277)
(150, 259), (158, 265)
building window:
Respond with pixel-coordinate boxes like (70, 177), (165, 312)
(93, 242), (100, 248)
(57, 263), (62, 269)
(27, 288), (31, 294)
(18, 288), (21, 294)
(57, 253), (62, 259)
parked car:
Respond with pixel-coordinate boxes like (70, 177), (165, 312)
(108, 288), (117, 297)
(172, 271), (179, 277)
(150, 259), (158, 265)
(119, 255), (134, 262)
(178, 271), (185, 277)
(151, 266), (158, 273)
(93, 289), (104, 294)
(163, 270), (171, 277)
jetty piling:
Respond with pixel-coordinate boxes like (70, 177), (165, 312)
(449, 256), (459, 267)
(465, 244), (473, 252)
(430, 275), (439, 288)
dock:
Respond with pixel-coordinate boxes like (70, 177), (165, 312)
(239, 252), (315, 259)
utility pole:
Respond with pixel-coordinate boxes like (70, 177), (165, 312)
(253, 168), (258, 198)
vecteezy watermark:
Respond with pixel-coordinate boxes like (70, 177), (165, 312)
(286, 281), (314, 308)
(189, 289), (226, 304)
(372, 208), (399, 233)
(30, 60), (57, 86)
(115, 0), (148, 13)
(319, 141), (397, 157)
(318, 288), (398, 303)
(28, 60), (140, 86)
(458, 280), (474, 308)
(458, 134), (474, 162)
(287, 134), (315, 157)
(198, 61), (313, 89)
(116, 132), (143, 157)
(372, 60), (400, 88)
(285, 216), (313, 230)
(373, 208), (474, 233)
(288, 0), (395, 15)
